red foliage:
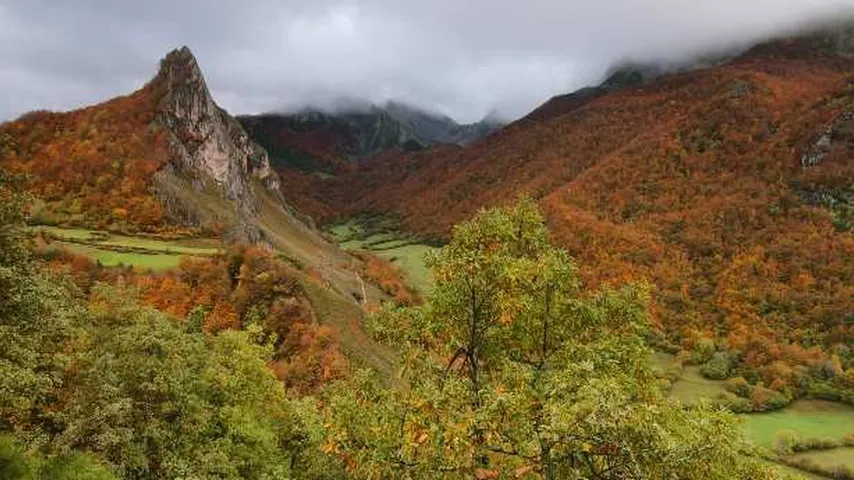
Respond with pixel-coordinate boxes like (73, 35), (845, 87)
(282, 42), (854, 373)
(270, 323), (349, 394)
(0, 84), (171, 231)
(354, 252), (420, 306)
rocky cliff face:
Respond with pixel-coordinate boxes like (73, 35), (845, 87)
(149, 47), (281, 240)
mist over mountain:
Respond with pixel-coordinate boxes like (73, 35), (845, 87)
(1, 1), (852, 123)
(238, 100), (502, 172)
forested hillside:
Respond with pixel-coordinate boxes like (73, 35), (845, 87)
(237, 101), (500, 174)
(0, 87), (170, 231)
(274, 27), (854, 406)
(0, 170), (784, 477)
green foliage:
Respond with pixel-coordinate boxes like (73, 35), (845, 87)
(0, 171), (79, 428)
(726, 376), (754, 398)
(0, 434), (33, 479)
(0, 435), (116, 480)
(326, 200), (779, 479)
(0, 170), (31, 268)
(775, 430), (798, 456)
(688, 337), (716, 365)
(53, 285), (307, 479)
(719, 391), (754, 413)
(702, 351), (733, 380)
(3, 168), (331, 479)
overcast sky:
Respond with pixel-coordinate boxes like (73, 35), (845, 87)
(0, 1), (851, 123)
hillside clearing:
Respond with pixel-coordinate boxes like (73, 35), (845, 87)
(329, 218), (436, 293)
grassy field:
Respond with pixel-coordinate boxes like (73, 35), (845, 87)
(59, 242), (183, 271)
(35, 226), (220, 255)
(34, 226), (220, 271)
(650, 352), (729, 404)
(740, 400), (854, 449)
(650, 352), (854, 477)
(330, 219), (436, 293)
(791, 447), (854, 474)
(669, 365), (728, 404)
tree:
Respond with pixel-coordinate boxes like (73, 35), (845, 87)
(0, 170), (78, 429)
(0, 434), (116, 480)
(52, 284), (311, 479)
(324, 200), (779, 479)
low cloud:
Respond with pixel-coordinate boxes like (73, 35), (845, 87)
(0, 0), (850, 123)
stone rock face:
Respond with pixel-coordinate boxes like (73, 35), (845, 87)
(801, 109), (854, 168)
(149, 47), (282, 240)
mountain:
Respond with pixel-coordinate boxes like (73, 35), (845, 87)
(237, 100), (502, 173)
(0, 46), (400, 374)
(287, 24), (854, 376)
(0, 46), (280, 241)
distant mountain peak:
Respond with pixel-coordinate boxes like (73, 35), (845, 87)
(239, 99), (503, 173)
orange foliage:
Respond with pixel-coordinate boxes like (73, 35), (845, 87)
(354, 252), (420, 306)
(36, 244), (349, 392)
(269, 323), (350, 394)
(276, 41), (854, 375)
(0, 83), (172, 232)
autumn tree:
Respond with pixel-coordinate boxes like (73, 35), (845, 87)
(323, 200), (779, 479)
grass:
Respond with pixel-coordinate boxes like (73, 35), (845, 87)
(34, 226), (98, 240)
(650, 351), (854, 477)
(35, 226), (221, 272)
(371, 244), (434, 294)
(35, 226), (220, 255)
(791, 447), (854, 472)
(252, 184), (397, 377)
(97, 235), (219, 255)
(740, 400), (854, 449)
(668, 365), (728, 404)
(59, 242), (182, 271)
(649, 352), (729, 404)
(329, 218), (436, 293)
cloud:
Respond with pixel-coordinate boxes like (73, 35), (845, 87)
(0, 0), (850, 123)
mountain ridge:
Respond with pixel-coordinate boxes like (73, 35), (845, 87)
(272, 26), (854, 383)
(238, 99), (502, 174)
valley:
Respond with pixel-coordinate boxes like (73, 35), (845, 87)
(652, 353), (854, 477)
(328, 217), (436, 293)
(2, 12), (854, 479)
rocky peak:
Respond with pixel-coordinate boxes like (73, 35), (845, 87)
(148, 46), (281, 241)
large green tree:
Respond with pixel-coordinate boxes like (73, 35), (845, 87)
(52, 285), (313, 479)
(0, 171), (77, 430)
(323, 199), (780, 479)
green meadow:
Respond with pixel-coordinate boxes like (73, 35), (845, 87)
(329, 218), (436, 293)
(651, 352), (854, 478)
(33, 226), (221, 271)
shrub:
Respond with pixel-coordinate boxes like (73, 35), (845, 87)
(689, 337), (716, 365)
(750, 386), (791, 412)
(719, 392), (753, 413)
(792, 436), (844, 452)
(701, 352), (732, 380)
(774, 429), (798, 456)
(725, 376), (753, 398)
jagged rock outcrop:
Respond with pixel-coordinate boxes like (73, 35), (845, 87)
(801, 109), (854, 167)
(148, 47), (281, 240)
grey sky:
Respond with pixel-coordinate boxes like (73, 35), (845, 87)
(0, 1), (851, 123)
